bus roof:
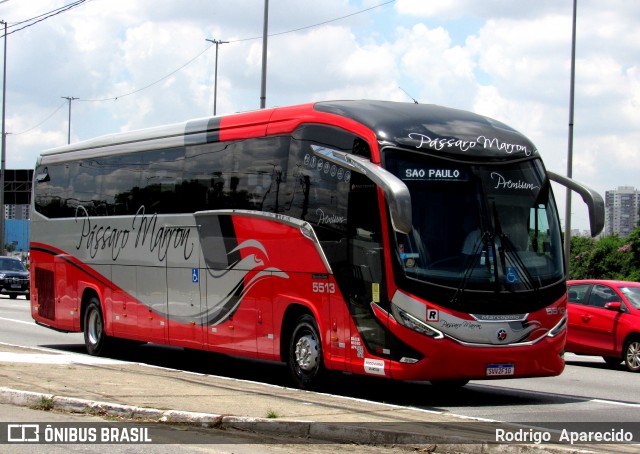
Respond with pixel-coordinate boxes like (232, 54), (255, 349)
(314, 100), (537, 160)
(39, 100), (537, 164)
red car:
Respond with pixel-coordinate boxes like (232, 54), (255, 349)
(566, 280), (640, 372)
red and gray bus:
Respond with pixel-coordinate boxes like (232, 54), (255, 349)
(30, 100), (604, 388)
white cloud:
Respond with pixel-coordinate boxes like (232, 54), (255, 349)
(1, 0), (639, 232)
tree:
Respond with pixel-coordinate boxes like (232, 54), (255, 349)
(569, 226), (640, 281)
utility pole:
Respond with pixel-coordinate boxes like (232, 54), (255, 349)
(205, 39), (227, 116)
(0, 20), (7, 256)
(62, 96), (78, 144)
(260, 0), (269, 109)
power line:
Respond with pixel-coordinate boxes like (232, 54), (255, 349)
(10, 0), (396, 132)
(79, 0), (395, 103)
(8, 1), (85, 28)
(79, 45), (213, 102)
(8, 101), (67, 136)
(2, 0), (89, 37)
(231, 0), (395, 43)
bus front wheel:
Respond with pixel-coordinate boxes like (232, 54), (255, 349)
(84, 298), (110, 356)
(288, 314), (324, 389)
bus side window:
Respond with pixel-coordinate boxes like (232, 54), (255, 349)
(233, 136), (289, 212)
(139, 148), (185, 214)
(34, 163), (72, 218)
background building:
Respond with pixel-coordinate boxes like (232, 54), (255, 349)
(605, 186), (640, 237)
(2, 170), (33, 253)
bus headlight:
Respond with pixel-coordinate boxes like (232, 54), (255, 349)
(391, 304), (444, 339)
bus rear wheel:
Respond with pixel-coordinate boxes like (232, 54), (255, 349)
(84, 298), (111, 356)
(288, 314), (324, 389)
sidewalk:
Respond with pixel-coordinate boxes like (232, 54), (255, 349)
(0, 342), (633, 453)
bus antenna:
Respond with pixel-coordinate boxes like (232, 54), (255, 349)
(399, 87), (419, 104)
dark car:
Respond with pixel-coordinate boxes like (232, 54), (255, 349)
(0, 256), (30, 299)
(566, 279), (640, 372)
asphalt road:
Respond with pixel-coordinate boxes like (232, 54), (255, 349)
(2, 295), (640, 429)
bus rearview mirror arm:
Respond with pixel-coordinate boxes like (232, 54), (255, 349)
(547, 171), (604, 238)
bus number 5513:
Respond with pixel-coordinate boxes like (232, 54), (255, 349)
(312, 282), (336, 294)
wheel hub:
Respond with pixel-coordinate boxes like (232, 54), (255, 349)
(295, 334), (318, 372)
(88, 311), (102, 345)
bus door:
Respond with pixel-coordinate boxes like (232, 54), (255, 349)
(347, 177), (391, 375)
(165, 223), (203, 348)
(317, 241), (349, 370)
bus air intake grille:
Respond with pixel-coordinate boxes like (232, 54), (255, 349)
(34, 267), (55, 321)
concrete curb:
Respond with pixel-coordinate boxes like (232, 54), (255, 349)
(0, 387), (595, 453)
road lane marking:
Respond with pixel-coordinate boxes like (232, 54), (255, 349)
(0, 316), (38, 326)
(0, 351), (124, 365)
(592, 399), (640, 408)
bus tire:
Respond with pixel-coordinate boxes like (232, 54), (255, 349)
(288, 314), (324, 389)
(84, 298), (110, 356)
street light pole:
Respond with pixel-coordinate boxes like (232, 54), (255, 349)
(205, 39), (227, 116)
(61, 96), (78, 144)
(564, 0), (577, 274)
(260, 0), (269, 109)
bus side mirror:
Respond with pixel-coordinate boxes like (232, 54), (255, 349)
(547, 171), (604, 237)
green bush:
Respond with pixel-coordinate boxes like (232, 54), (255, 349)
(569, 226), (640, 281)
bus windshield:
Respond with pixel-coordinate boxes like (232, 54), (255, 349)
(385, 149), (564, 292)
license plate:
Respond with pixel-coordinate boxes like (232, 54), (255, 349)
(10, 284), (21, 289)
(486, 364), (514, 376)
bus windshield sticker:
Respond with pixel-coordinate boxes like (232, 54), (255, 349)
(401, 166), (468, 182)
(372, 283), (380, 303)
(490, 172), (540, 191)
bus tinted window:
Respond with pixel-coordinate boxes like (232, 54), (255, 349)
(35, 138), (293, 218)
(285, 137), (350, 239)
(34, 163), (73, 217)
(184, 137), (290, 212)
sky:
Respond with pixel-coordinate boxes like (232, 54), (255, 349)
(1, 0), (639, 233)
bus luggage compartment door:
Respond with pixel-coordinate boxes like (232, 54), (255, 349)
(165, 227), (203, 348)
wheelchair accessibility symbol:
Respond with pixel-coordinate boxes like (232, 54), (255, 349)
(505, 266), (519, 284)
(192, 268), (199, 283)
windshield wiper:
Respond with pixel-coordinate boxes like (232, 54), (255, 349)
(491, 202), (537, 291)
(451, 230), (490, 304)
